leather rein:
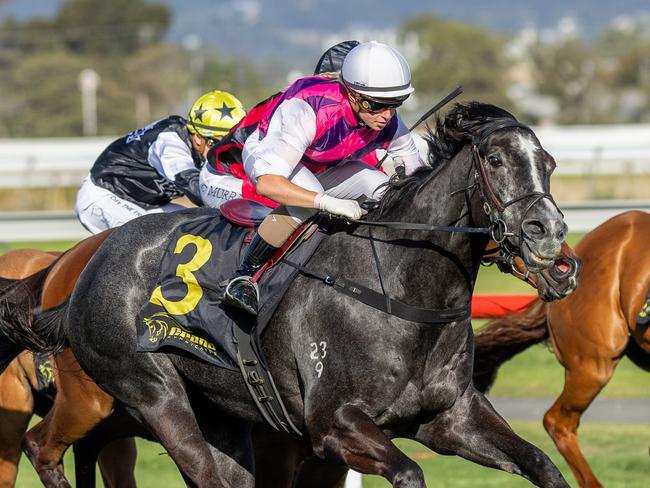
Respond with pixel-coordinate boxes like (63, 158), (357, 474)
(287, 119), (559, 323)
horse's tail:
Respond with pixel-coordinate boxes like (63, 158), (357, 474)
(473, 297), (549, 393)
(0, 267), (67, 372)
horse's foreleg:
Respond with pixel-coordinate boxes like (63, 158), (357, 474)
(414, 387), (569, 488)
(22, 350), (116, 488)
(312, 403), (425, 488)
(0, 359), (33, 488)
(543, 358), (617, 488)
(252, 424), (306, 488)
(96, 438), (137, 488)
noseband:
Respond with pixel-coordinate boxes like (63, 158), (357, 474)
(471, 119), (562, 279)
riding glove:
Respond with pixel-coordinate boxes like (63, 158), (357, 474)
(318, 195), (367, 220)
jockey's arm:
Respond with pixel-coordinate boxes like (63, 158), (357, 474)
(247, 98), (365, 219)
(150, 131), (204, 205)
(255, 174), (318, 208)
(247, 98), (319, 208)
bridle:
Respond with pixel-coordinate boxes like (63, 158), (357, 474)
(469, 119), (563, 280)
(289, 118), (564, 322)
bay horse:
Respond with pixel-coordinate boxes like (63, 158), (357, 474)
(473, 210), (650, 488)
(3, 102), (570, 487)
(0, 243), (138, 488)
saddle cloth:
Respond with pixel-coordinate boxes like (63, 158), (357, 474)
(136, 213), (325, 370)
(33, 352), (57, 396)
(637, 284), (650, 327)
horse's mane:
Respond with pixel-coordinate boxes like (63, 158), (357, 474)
(377, 102), (518, 216)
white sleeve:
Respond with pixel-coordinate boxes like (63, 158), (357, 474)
(148, 131), (197, 181)
(387, 116), (425, 175)
(245, 98), (316, 180)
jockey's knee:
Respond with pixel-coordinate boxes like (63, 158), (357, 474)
(258, 206), (317, 248)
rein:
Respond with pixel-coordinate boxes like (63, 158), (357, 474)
(288, 118), (558, 324)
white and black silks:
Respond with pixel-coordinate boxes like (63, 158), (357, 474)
(90, 116), (204, 209)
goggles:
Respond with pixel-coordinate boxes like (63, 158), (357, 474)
(357, 94), (407, 113)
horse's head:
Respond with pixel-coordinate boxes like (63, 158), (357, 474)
(439, 102), (567, 273)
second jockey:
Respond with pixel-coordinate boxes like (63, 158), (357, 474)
(222, 41), (425, 315)
(75, 90), (245, 233)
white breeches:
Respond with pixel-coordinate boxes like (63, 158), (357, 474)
(75, 175), (186, 234)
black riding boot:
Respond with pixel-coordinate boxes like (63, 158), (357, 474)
(223, 234), (278, 316)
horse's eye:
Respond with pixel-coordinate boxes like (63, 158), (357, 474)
(487, 154), (502, 167)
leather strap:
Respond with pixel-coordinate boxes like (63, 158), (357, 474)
(283, 260), (470, 324)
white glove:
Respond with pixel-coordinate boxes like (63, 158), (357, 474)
(318, 194), (367, 220)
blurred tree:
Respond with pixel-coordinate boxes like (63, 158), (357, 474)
(5, 50), (89, 137)
(54, 0), (170, 57)
(597, 25), (650, 121)
(527, 38), (614, 124)
(201, 56), (276, 110)
(400, 15), (512, 108)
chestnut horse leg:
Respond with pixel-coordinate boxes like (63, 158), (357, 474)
(0, 249), (58, 487)
(22, 350), (116, 488)
(544, 311), (628, 488)
(542, 361), (616, 488)
(0, 354), (33, 488)
(20, 230), (137, 487)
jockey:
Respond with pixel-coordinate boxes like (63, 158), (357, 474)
(222, 41), (425, 315)
(75, 90), (245, 233)
(199, 40), (362, 209)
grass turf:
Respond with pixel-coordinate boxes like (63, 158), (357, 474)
(15, 422), (649, 487)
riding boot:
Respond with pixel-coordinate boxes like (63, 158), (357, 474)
(223, 234), (278, 316)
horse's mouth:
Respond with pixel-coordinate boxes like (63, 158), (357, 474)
(550, 257), (573, 281)
(527, 253), (554, 269)
(519, 237), (560, 272)
(536, 256), (580, 301)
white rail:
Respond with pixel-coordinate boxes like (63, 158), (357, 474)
(0, 202), (648, 242)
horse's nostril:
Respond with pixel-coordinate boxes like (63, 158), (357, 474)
(523, 220), (546, 238)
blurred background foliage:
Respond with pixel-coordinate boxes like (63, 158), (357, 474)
(1, 0), (649, 137)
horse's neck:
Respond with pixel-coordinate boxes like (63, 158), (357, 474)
(342, 147), (489, 309)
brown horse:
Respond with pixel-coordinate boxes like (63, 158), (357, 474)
(0, 240), (138, 488)
(473, 210), (650, 488)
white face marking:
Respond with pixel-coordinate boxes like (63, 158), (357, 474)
(516, 133), (544, 192)
(514, 133), (557, 214)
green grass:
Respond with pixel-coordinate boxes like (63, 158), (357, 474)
(15, 423), (649, 487)
(0, 240), (78, 253)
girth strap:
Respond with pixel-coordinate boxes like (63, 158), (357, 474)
(283, 260), (470, 324)
(232, 319), (303, 437)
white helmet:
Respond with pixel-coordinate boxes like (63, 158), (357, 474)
(341, 41), (414, 99)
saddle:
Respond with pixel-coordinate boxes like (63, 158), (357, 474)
(220, 198), (273, 227)
(137, 199), (322, 436)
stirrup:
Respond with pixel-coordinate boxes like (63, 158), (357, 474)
(223, 276), (260, 315)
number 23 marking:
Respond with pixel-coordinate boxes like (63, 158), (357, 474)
(310, 341), (327, 378)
